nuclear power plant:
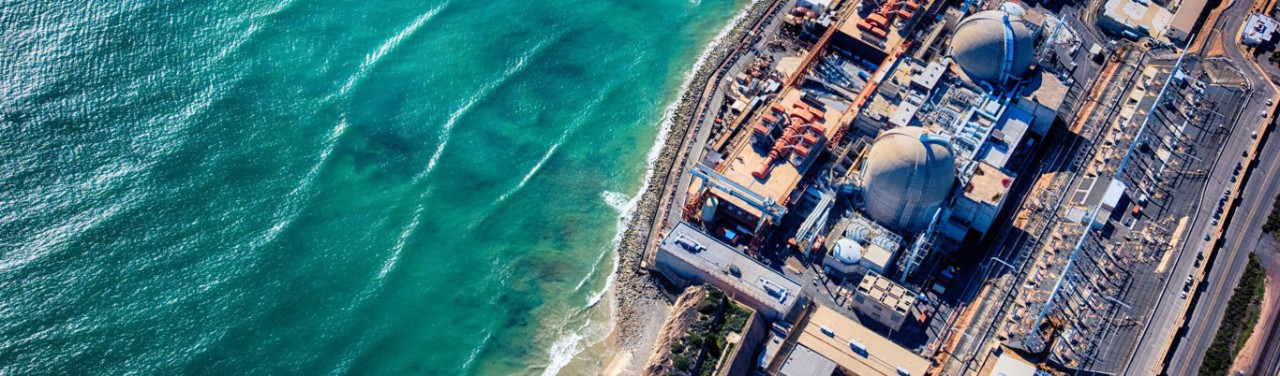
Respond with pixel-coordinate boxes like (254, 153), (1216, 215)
(638, 0), (1245, 372)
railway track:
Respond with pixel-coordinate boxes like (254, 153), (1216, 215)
(1251, 307), (1280, 376)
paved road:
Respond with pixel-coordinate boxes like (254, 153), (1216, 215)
(1162, 1), (1280, 373)
(1120, 0), (1278, 372)
(1166, 104), (1276, 376)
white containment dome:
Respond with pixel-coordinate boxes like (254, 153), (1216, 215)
(832, 238), (863, 264)
(861, 127), (956, 233)
(949, 9), (1037, 88)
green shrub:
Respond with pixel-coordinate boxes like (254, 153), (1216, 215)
(697, 299), (718, 314)
(707, 287), (724, 300)
(673, 354), (691, 371)
(1263, 192), (1280, 236)
(725, 305), (750, 332)
(1199, 254), (1266, 376)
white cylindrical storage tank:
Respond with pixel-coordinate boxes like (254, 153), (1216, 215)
(701, 196), (718, 223)
(832, 238), (863, 264)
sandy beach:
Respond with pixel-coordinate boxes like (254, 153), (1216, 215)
(592, 0), (782, 373)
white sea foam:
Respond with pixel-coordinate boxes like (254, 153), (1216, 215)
(249, 117), (349, 249)
(458, 327), (495, 374)
(538, 2), (762, 374)
(416, 37), (552, 185)
(379, 204), (421, 279)
(600, 191), (632, 213)
(335, 3), (450, 97)
(540, 331), (585, 376)
(540, 313), (612, 376)
(496, 138), (561, 204)
(535, 2), (752, 373)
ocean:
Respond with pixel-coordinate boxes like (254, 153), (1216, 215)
(0, 0), (746, 374)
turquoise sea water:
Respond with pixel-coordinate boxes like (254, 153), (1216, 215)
(0, 0), (745, 374)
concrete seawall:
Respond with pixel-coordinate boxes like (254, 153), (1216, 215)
(612, 0), (786, 352)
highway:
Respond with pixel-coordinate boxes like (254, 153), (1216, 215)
(1119, 0), (1279, 372)
(1163, 0), (1280, 372)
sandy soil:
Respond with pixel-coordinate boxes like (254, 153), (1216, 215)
(641, 286), (709, 375)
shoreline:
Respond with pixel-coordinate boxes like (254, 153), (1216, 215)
(602, 0), (782, 372)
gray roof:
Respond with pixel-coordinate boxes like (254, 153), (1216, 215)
(657, 223), (802, 316)
(861, 127), (956, 233)
(779, 345), (839, 376)
(949, 10), (1037, 87)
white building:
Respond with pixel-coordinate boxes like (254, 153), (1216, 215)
(823, 215), (903, 277)
(1098, 0), (1173, 40)
(1243, 14), (1279, 46)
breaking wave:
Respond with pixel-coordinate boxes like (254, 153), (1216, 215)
(335, 3), (450, 98)
(538, 2), (762, 373)
(415, 35), (555, 185)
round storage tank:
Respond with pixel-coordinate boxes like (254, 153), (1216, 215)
(860, 127), (956, 233)
(832, 238), (863, 264)
(948, 10), (1037, 88)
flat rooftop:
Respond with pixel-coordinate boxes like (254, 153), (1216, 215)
(964, 162), (1014, 205)
(857, 271), (915, 314)
(982, 106), (1033, 168)
(780, 344), (839, 376)
(977, 347), (1041, 376)
(836, 9), (909, 55)
(790, 304), (930, 376)
(659, 222), (802, 314)
(1169, 0), (1207, 37)
(714, 89), (846, 216)
(1101, 0), (1173, 37)
(1023, 70), (1069, 112)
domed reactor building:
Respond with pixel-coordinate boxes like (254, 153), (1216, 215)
(825, 4), (1063, 280)
(948, 10), (1038, 90)
(860, 127), (956, 233)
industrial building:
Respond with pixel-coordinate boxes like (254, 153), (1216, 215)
(1242, 14), (1279, 46)
(653, 222), (802, 320)
(645, 0), (1086, 373)
(1167, 0), (1208, 42)
(765, 304), (931, 376)
(1098, 0), (1174, 40)
(860, 127), (956, 234)
(949, 10), (1040, 89)
(976, 347), (1055, 376)
(832, 0), (935, 64)
(850, 271), (917, 330)
(822, 213), (904, 276)
(941, 161), (1015, 241)
(686, 88), (846, 248)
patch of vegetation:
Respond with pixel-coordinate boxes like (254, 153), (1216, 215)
(665, 285), (753, 376)
(673, 354), (691, 371)
(1261, 192), (1280, 237)
(1199, 254), (1266, 376)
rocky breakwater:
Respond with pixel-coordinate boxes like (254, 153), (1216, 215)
(612, 0), (781, 359)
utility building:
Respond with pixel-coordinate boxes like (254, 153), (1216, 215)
(653, 222), (802, 320)
(851, 271), (917, 330)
